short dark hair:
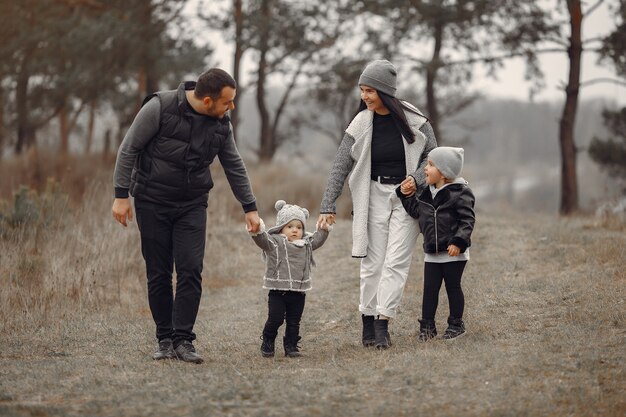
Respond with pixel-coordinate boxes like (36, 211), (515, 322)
(195, 68), (237, 100)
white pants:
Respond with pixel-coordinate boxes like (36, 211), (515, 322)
(359, 181), (419, 318)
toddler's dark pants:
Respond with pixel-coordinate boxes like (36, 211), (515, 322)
(422, 261), (467, 320)
(262, 290), (306, 341)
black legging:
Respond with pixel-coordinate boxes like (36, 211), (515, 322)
(422, 261), (467, 320)
(262, 290), (306, 341)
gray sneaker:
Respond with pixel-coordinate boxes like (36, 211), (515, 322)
(152, 338), (175, 360)
(174, 340), (204, 364)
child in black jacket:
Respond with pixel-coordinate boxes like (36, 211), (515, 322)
(396, 147), (475, 341)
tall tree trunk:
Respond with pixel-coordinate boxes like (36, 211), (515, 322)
(103, 129), (111, 161)
(138, 0), (157, 108)
(270, 59), (308, 149)
(137, 69), (147, 113)
(558, 0), (582, 215)
(0, 76), (5, 158)
(256, 0), (273, 162)
(59, 103), (70, 156)
(426, 19), (443, 144)
(231, 0), (244, 142)
(15, 54), (33, 154)
(85, 101), (96, 154)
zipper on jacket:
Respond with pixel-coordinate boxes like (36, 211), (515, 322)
(434, 208), (439, 253)
(182, 116), (193, 198)
(420, 198), (439, 253)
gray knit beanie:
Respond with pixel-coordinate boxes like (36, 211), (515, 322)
(267, 200), (309, 235)
(428, 147), (464, 179)
(358, 60), (397, 97)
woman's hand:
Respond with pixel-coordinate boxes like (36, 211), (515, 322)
(317, 213), (336, 230)
(400, 176), (417, 196)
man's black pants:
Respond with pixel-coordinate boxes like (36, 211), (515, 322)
(135, 200), (206, 344)
(262, 290), (306, 341)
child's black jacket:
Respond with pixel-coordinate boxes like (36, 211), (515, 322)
(396, 183), (475, 254)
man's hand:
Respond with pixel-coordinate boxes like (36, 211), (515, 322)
(245, 211), (261, 233)
(112, 198), (133, 227)
(400, 176), (417, 196)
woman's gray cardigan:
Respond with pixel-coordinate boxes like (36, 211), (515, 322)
(251, 225), (329, 292)
(320, 102), (437, 257)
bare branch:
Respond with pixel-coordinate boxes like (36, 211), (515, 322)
(424, 48), (566, 67)
(583, 0), (605, 18)
(582, 36), (604, 45)
(272, 53), (314, 146)
(54, 0), (105, 10)
(544, 37), (569, 47)
(580, 77), (626, 88)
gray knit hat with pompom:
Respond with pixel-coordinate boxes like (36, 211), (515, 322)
(267, 200), (309, 235)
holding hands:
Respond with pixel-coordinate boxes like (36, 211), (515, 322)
(400, 176), (417, 196)
(317, 213), (335, 231)
(245, 211), (262, 234)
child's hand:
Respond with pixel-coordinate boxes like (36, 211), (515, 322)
(400, 176), (416, 196)
(248, 218), (265, 236)
(447, 244), (460, 256)
(318, 222), (333, 232)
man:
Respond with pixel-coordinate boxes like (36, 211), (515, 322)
(112, 68), (260, 364)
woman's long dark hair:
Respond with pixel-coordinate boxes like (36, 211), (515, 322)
(355, 90), (429, 144)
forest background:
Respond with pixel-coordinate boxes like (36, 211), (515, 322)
(0, 1), (625, 416)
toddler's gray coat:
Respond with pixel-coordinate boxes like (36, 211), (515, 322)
(251, 225), (329, 292)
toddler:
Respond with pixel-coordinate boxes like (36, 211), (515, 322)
(249, 200), (330, 357)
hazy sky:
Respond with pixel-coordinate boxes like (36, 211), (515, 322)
(185, 1), (625, 105)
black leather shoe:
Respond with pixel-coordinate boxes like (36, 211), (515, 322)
(362, 315), (376, 347)
(283, 336), (302, 358)
(260, 335), (275, 358)
(374, 319), (392, 349)
(174, 340), (204, 364)
(152, 338), (175, 360)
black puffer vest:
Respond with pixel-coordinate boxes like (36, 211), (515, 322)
(129, 82), (231, 204)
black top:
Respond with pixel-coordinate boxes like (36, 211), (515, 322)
(371, 113), (406, 178)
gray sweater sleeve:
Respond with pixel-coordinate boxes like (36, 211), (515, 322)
(218, 125), (257, 213)
(320, 133), (355, 214)
(112, 97), (161, 198)
(409, 121), (438, 193)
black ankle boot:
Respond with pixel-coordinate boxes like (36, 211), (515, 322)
(443, 317), (465, 340)
(283, 336), (302, 357)
(417, 319), (437, 342)
(374, 319), (391, 349)
(260, 335), (275, 357)
(362, 315), (376, 347)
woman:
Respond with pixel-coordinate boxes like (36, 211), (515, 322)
(317, 60), (437, 349)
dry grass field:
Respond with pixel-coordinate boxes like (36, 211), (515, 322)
(0, 156), (624, 417)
